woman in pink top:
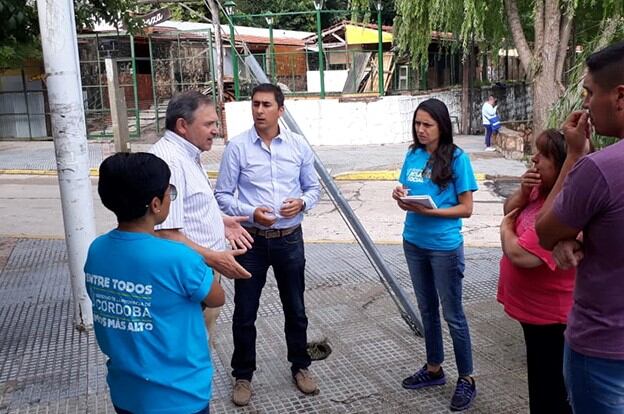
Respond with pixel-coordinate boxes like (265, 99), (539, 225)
(498, 129), (575, 414)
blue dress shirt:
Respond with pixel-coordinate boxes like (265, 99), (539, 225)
(215, 127), (321, 229)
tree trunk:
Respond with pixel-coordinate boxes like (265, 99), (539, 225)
(531, 0), (564, 136)
(532, 71), (561, 135)
(206, 0), (226, 139)
(505, 0), (568, 137)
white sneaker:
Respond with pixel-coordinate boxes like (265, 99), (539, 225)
(484, 147), (496, 152)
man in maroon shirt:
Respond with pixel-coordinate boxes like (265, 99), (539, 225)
(536, 41), (624, 413)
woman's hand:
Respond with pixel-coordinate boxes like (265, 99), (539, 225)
(500, 208), (520, 234)
(392, 185), (407, 201)
(520, 168), (541, 197)
(396, 199), (435, 216)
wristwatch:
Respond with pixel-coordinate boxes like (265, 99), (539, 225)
(300, 199), (306, 212)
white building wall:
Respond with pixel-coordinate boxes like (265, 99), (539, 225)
(225, 91), (462, 145)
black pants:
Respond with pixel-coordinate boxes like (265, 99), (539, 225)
(231, 227), (310, 381)
(520, 322), (572, 414)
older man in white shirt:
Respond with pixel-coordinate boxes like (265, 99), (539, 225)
(150, 91), (253, 346)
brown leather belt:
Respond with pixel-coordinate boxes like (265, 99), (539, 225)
(244, 225), (300, 239)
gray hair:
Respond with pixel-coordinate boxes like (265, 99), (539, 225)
(165, 90), (213, 132)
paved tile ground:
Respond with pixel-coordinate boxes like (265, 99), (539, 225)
(0, 239), (528, 413)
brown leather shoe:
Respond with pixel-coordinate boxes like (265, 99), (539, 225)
(232, 379), (252, 406)
(293, 369), (320, 395)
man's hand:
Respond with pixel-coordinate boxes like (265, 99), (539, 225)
(223, 215), (253, 250)
(552, 239), (584, 270)
(206, 249), (251, 279)
(562, 111), (592, 157)
(253, 206), (278, 227)
(520, 168), (541, 197)
(279, 198), (304, 218)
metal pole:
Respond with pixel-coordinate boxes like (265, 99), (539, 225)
(148, 36), (159, 134)
(21, 69), (34, 139)
(105, 58), (130, 153)
(229, 19), (240, 100)
(207, 29), (217, 105)
(315, 7), (325, 99)
(36, 0), (95, 330)
(94, 33), (106, 139)
(269, 21), (275, 84)
(130, 35), (140, 138)
(243, 54), (423, 336)
(376, 2), (384, 96)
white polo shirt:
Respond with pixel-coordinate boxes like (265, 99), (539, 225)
(150, 130), (226, 251)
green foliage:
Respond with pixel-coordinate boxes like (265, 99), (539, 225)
(350, 0), (395, 25)
(0, 0), (145, 68)
(0, 0), (40, 67)
(548, 16), (624, 149)
(391, 0), (505, 69)
(389, 0), (624, 73)
(231, 0), (352, 32)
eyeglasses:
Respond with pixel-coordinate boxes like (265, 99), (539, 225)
(167, 184), (178, 201)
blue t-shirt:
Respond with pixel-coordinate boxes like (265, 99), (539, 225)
(84, 230), (214, 414)
(400, 147), (478, 250)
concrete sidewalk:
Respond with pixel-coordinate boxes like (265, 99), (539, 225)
(0, 238), (528, 413)
(0, 135), (527, 180)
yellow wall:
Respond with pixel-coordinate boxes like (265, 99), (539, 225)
(345, 25), (393, 45)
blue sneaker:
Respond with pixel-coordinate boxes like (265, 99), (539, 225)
(401, 365), (446, 389)
(450, 377), (477, 411)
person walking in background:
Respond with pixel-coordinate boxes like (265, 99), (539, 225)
(392, 98), (478, 411)
(482, 95), (499, 151)
(498, 129), (574, 413)
(215, 83), (321, 406)
(150, 91), (253, 348)
(85, 152), (224, 414)
(536, 40), (624, 414)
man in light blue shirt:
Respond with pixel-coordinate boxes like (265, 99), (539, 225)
(215, 83), (321, 406)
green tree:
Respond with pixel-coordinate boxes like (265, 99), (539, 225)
(352, 0), (624, 136)
(0, 0), (144, 68)
(0, 0), (40, 67)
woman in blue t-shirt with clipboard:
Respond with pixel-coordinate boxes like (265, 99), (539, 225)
(392, 98), (478, 412)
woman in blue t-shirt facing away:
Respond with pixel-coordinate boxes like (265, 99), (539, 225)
(84, 152), (224, 414)
(392, 98), (478, 412)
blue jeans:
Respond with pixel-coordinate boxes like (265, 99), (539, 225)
(231, 226), (310, 381)
(484, 125), (493, 147)
(114, 404), (209, 414)
(403, 240), (473, 376)
(564, 342), (624, 413)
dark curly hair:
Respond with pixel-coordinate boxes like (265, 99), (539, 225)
(409, 98), (459, 191)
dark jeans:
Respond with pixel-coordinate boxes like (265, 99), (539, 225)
(403, 240), (473, 376)
(484, 125), (493, 147)
(231, 226), (310, 381)
(564, 342), (624, 413)
(114, 403), (209, 414)
(520, 323), (571, 414)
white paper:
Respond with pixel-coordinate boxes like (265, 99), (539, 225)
(400, 195), (438, 209)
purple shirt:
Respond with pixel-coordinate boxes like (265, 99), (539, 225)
(553, 139), (624, 360)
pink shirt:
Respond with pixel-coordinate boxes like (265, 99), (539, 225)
(498, 189), (575, 325)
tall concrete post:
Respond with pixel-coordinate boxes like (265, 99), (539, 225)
(105, 58), (130, 153)
(37, 0), (96, 330)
